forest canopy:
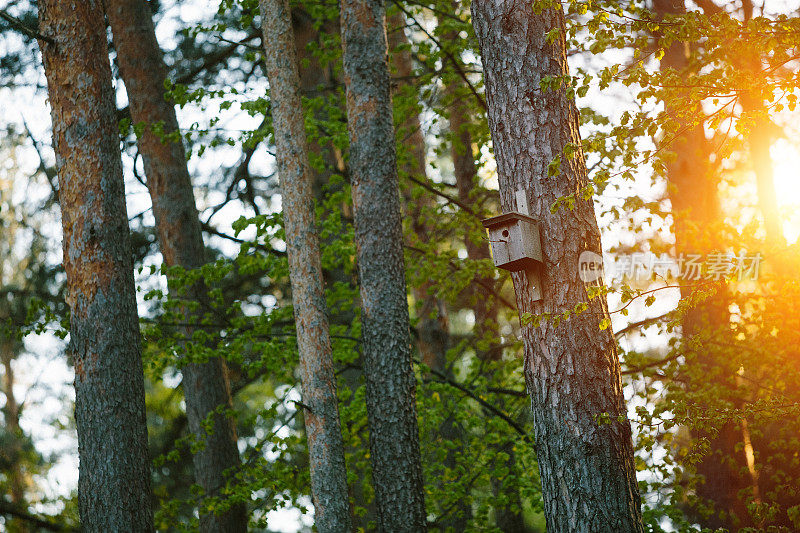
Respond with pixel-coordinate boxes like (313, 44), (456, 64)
(1, 0), (800, 531)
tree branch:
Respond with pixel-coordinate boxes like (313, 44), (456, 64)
(419, 359), (531, 441)
(391, 1), (487, 111)
(0, 500), (74, 532)
(0, 9), (55, 44)
(614, 313), (670, 338)
(404, 173), (477, 216)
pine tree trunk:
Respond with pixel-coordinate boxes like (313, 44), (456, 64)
(290, 9), (382, 529)
(104, 2), (247, 530)
(749, 114), (782, 246)
(387, 11), (474, 529)
(339, 1), (427, 530)
(447, 52), (498, 357)
(443, 19), (528, 529)
(37, 2), (154, 530)
(292, 8), (347, 200)
(651, 2), (752, 529)
(738, 0), (782, 248)
(450, 91), (498, 351)
(258, 1), (353, 531)
(471, 2), (644, 531)
(386, 11), (450, 378)
(2, 341), (27, 533)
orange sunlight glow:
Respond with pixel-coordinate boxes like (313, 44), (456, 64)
(771, 139), (800, 245)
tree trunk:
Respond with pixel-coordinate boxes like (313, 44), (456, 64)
(387, 11), (474, 529)
(443, 17), (528, 530)
(739, 0), (783, 249)
(292, 7), (347, 200)
(434, 8), (532, 528)
(104, 2), (247, 530)
(447, 51), (498, 359)
(290, 8), (381, 529)
(652, 2), (751, 529)
(2, 340), (28, 533)
(749, 115), (782, 246)
(37, 1), (154, 530)
(386, 10), (450, 379)
(259, 1), (353, 531)
(339, 1), (427, 530)
(451, 95), (498, 353)
(471, 2), (644, 531)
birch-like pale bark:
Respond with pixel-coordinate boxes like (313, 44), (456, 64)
(340, 1), (427, 530)
(259, 1), (353, 530)
(471, 1), (644, 530)
(104, 2), (247, 530)
(37, 1), (153, 530)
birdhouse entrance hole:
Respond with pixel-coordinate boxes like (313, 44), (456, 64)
(482, 207), (543, 302)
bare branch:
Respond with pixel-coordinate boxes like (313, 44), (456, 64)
(0, 9), (55, 44)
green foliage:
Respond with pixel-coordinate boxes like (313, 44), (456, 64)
(5, 0), (800, 530)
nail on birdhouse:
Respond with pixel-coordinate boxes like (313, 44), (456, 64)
(481, 189), (543, 301)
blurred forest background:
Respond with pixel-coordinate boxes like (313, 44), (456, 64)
(2, 0), (800, 531)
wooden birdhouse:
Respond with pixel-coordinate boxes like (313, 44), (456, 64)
(481, 190), (543, 301)
(481, 212), (542, 272)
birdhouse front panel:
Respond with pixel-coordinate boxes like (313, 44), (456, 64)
(482, 212), (543, 272)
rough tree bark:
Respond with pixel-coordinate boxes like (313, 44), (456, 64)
(258, 1), (353, 531)
(104, 2), (247, 530)
(471, 1), (644, 531)
(339, 1), (427, 530)
(37, 1), (154, 530)
(290, 8), (382, 529)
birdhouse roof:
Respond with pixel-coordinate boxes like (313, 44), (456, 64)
(481, 211), (538, 229)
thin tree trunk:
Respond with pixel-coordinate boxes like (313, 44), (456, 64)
(739, 0), (783, 249)
(448, 56), (498, 358)
(434, 9), (531, 528)
(386, 11), (450, 379)
(2, 340), (28, 533)
(339, 1), (427, 530)
(259, 1), (353, 530)
(104, 2), (247, 530)
(292, 8), (347, 199)
(451, 98), (497, 349)
(443, 18), (527, 530)
(387, 11), (473, 529)
(291, 8), (379, 529)
(652, 2), (751, 528)
(749, 115), (782, 246)
(37, 2), (154, 530)
(471, 2), (644, 531)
